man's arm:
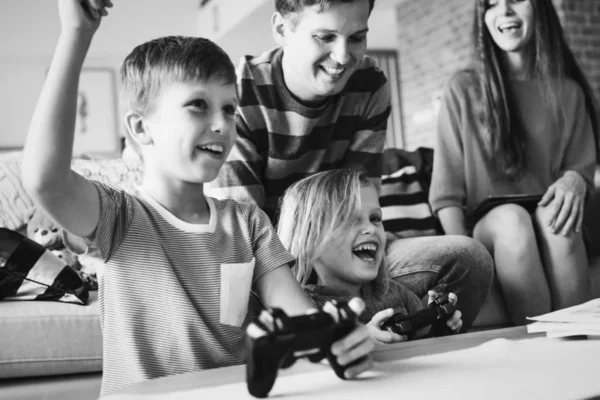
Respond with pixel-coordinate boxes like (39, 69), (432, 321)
(21, 0), (110, 238)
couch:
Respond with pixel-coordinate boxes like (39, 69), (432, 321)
(1, 149), (599, 400)
(1, 152), (143, 400)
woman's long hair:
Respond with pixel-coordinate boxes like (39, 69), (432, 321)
(276, 167), (390, 310)
(472, 0), (599, 178)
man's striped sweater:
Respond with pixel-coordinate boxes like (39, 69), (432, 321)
(206, 47), (391, 220)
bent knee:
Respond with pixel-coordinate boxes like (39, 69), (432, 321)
(481, 204), (533, 231)
(476, 203), (536, 244)
(443, 235), (494, 278)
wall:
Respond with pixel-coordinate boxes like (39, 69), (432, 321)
(0, 0), (198, 151)
(560, 0), (600, 99)
(395, 0), (600, 151)
(207, 1), (275, 68)
(395, 0), (473, 150)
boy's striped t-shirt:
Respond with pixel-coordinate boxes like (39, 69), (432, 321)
(69, 182), (294, 396)
(206, 47), (391, 219)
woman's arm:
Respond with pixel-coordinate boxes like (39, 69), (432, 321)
(429, 74), (469, 226)
(437, 206), (469, 236)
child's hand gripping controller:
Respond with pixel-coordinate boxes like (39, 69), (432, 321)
(380, 294), (455, 340)
(245, 298), (365, 398)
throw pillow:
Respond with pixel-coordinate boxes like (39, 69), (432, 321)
(0, 228), (88, 304)
(0, 156), (35, 232)
(380, 165), (440, 240)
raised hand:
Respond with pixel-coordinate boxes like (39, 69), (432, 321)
(58, 0), (113, 33)
(367, 308), (408, 344)
(538, 170), (587, 236)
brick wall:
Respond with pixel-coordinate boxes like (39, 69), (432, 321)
(394, 0), (600, 150)
(560, 0), (600, 102)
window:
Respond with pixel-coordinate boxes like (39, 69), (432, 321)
(367, 50), (404, 149)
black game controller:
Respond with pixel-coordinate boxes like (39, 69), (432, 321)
(245, 298), (365, 398)
(380, 294), (456, 340)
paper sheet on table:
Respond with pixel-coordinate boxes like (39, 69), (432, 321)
(106, 337), (600, 400)
(527, 298), (600, 323)
(528, 321), (600, 334)
(546, 330), (600, 339)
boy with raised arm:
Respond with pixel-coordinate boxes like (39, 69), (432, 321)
(21, 0), (373, 395)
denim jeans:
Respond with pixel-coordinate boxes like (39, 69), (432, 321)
(386, 235), (494, 332)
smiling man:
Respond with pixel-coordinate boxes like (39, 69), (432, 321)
(206, 0), (387, 220)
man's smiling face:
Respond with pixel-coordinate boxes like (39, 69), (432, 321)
(275, 0), (370, 106)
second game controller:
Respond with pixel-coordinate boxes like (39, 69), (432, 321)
(380, 294), (455, 340)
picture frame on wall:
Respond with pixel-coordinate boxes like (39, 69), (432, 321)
(73, 67), (120, 156)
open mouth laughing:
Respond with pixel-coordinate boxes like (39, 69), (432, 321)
(352, 241), (379, 262)
(196, 143), (225, 158)
(498, 21), (521, 34)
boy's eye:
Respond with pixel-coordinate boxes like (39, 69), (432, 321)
(314, 34), (335, 43)
(189, 99), (208, 110)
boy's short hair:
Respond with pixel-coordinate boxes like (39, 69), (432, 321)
(119, 36), (236, 156)
(275, 0), (375, 15)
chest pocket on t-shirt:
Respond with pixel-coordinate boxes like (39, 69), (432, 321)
(220, 258), (255, 327)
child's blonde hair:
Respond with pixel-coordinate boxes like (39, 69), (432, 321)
(277, 167), (390, 307)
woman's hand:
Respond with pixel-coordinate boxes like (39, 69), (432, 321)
(428, 291), (463, 333)
(539, 171), (587, 236)
(367, 308), (408, 344)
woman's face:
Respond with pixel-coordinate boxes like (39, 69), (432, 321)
(313, 186), (386, 293)
(484, 0), (535, 55)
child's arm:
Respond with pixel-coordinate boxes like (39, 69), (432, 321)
(22, 0), (112, 238)
(255, 265), (375, 378)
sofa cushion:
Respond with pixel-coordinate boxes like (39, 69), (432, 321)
(0, 228), (89, 304)
(381, 148), (441, 240)
(0, 291), (102, 378)
(0, 152), (143, 233)
(381, 166), (440, 240)
(0, 153), (35, 232)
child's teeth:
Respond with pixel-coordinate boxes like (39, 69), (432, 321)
(200, 144), (224, 153)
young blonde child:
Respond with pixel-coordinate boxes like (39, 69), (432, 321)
(277, 167), (463, 344)
(21, 0), (373, 395)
